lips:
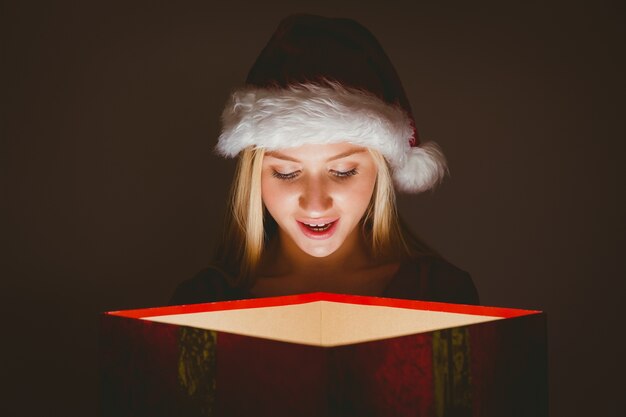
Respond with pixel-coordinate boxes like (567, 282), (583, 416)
(297, 218), (339, 240)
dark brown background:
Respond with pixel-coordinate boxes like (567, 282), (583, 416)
(2, 1), (624, 416)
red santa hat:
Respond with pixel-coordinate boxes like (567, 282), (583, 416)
(217, 14), (447, 193)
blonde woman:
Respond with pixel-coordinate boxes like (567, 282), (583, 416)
(170, 14), (478, 306)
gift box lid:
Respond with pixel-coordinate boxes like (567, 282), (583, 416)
(106, 292), (541, 347)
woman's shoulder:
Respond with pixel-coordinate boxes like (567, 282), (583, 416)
(169, 265), (247, 305)
(385, 256), (480, 305)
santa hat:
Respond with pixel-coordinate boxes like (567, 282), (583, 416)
(217, 14), (447, 193)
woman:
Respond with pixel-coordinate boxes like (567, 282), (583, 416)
(170, 14), (479, 306)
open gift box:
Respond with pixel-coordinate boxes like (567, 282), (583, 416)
(100, 293), (547, 417)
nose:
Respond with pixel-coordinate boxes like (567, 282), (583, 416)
(299, 174), (333, 215)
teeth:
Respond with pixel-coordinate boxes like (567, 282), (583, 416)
(302, 221), (333, 232)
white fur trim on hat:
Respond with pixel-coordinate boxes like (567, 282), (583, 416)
(217, 82), (447, 193)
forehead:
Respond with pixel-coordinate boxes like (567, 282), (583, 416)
(264, 143), (369, 162)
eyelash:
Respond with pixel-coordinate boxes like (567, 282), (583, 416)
(272, 170), (300, 180)
(271, 168), (358, 180)
(332, 168), (358, 178)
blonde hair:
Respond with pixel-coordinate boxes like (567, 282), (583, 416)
(215, 146), (437, 287)
(362, 149), (411, 256)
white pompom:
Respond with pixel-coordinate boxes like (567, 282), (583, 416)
(393, 142), (448, 193)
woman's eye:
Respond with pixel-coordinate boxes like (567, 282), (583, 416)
(331, 168), (358, 178)
(272, 170), (300, 180)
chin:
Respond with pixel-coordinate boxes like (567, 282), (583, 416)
(300, 243), (340, 258)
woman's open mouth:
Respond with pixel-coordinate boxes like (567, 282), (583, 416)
(297, 219), (339, 239)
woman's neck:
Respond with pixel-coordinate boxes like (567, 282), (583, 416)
(252, 230), (401, 297)
(260, 229), (372, 278)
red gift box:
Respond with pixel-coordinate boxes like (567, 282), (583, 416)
(100, 293), (547, 417)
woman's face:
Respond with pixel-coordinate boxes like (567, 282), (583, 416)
(261, 142), (378, 258)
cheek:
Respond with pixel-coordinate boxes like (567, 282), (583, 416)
(344, 172), (377, 208)
(261, 178), (295, 220)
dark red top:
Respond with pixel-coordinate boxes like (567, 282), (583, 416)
(169, 257), (480, 306)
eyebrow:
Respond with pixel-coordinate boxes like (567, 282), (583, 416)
(265, 148), (367, 163)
